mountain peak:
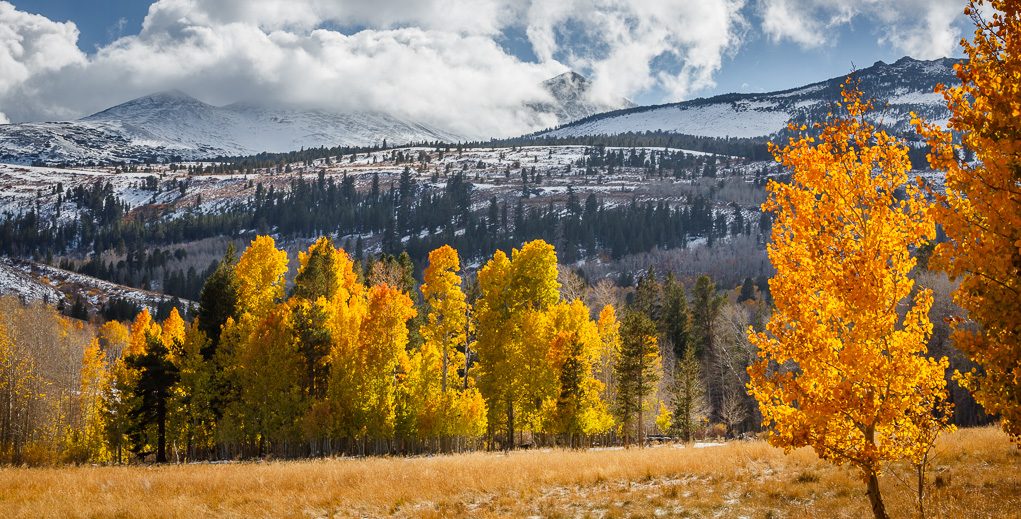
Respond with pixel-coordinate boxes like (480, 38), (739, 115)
(544, 71), (589, 87)
(533, 71), (632, 126)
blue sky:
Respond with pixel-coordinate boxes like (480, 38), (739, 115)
(0, 0), (970, 135)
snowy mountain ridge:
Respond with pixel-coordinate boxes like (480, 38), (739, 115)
(0, 92), (463, 165)
(537, 57), (960, 140)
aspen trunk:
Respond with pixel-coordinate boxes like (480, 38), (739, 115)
(866, 472), (889, 519)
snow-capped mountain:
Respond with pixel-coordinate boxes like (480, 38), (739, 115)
(531, 72), (636, 126)
(537, 57), (959, 140)
(0, 92), (463, 165)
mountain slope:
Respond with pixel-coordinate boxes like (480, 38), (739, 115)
(0, 92), (463, 165)
(537, 57), (958, 140)
(530, 72), (636, 125)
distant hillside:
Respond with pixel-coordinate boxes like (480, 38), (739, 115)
(0, 92), (462, 165)
(536, 57), (958, 140)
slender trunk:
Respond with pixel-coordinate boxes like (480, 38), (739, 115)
(506, 400), (515, 450)
(866, 472), (889, 519)
(156, 398), (167, 463)
(917, 460), (926, 519)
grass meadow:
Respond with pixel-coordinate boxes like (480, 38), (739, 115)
(0, 426), (1017, 518)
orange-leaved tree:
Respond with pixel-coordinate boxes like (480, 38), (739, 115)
(913, 0), (1021, 443)
(747, 79), (953, 519)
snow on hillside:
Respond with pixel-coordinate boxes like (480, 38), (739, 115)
(0, 256), (191, 314)
(547, 101), (794, 139)
(0, 91), (464, 166)
(540, 57), (958, 140)
(0, 145), (760, 227)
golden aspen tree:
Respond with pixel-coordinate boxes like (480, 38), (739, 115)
(358, 284), (416, 446)
(475, 240), (560, 449)
(420, 245), (469, 394)
(323, 255), (370, 445)
(406, 245), (487, 448)
(913, 0), (1021, 442)
(594, 305), (621, 412)
(234, 235), (289, 318)
(655, 402), (672, 435)
(126, 308), (159, 357)
(748, 79), (952, 519)
(67, 339), (108, 463)
(160, 307), (186, 359)
(230, 302), (304, 456)
(220, 235), (300, 455)
(97, 320), (129, 359)
(170, 321), (216, 461)
(544, 299), (614, 445)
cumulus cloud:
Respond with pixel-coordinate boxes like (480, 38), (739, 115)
(525, 0), (747, 103)
(0, 2), (85, 96)
(758, 0), (966, 59)
(0, 0), (968, 137)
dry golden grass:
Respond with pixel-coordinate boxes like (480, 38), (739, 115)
(0, 426), (1017, 518)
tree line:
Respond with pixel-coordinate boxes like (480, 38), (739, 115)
(0, 235), (772, 464)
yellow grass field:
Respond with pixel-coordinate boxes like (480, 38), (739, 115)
(0, 426), (1017, 518)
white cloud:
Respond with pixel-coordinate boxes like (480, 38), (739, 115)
(0, 0), (967, 139)
(0, 0), (751, 137)
(0, 2), (85, 95)
(525, 0), (747, 103)
(0, 111), (8, 124)
(758, 0), (965, 59)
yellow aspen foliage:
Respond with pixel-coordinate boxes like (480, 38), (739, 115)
(229, 302), (305, 452)
(655, 401), (672, 435)
(323, 262), (371, 441)
(160, 307), (186, 359)
(358, 284), (416, 440)
(126, 308), (159, 357)
(420, 245), (469, 393)
(98, 320), (129, 359)
(67, 339), (108, 463)
(169, 320), (217, 460)
(748, 79), (953, 519)
(913, 0), (1021, 443)
(234, 235), (289, 318)
(544, 299), (615, 441)
(405, 245), (487, 443)
(447, 386), (487, 439)
(475, 240), (561, 447)
(595, 305), (621, 408)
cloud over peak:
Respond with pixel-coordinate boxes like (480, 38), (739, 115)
(0, 0), (968, 138)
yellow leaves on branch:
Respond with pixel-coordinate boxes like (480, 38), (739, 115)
(913, 0), (1021, 443)
(748, 78), (953, 478)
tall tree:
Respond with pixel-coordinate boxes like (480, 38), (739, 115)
(475, 240), (560, 449)
(545, 299), (614, 446)
(614, 310), (661, 446)
(914, 0), (1021, 443)
(690, 275), (723, 420)
(197, 244), (238, 358)
(126, 332), (180, 463)
(420, 245), (468, 394)
(748, 79), (953, 519)
(661, 274), (691, 360)
(670, 345), (704, 442)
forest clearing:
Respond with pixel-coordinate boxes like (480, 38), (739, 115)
(0, 426), (1016, 518)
